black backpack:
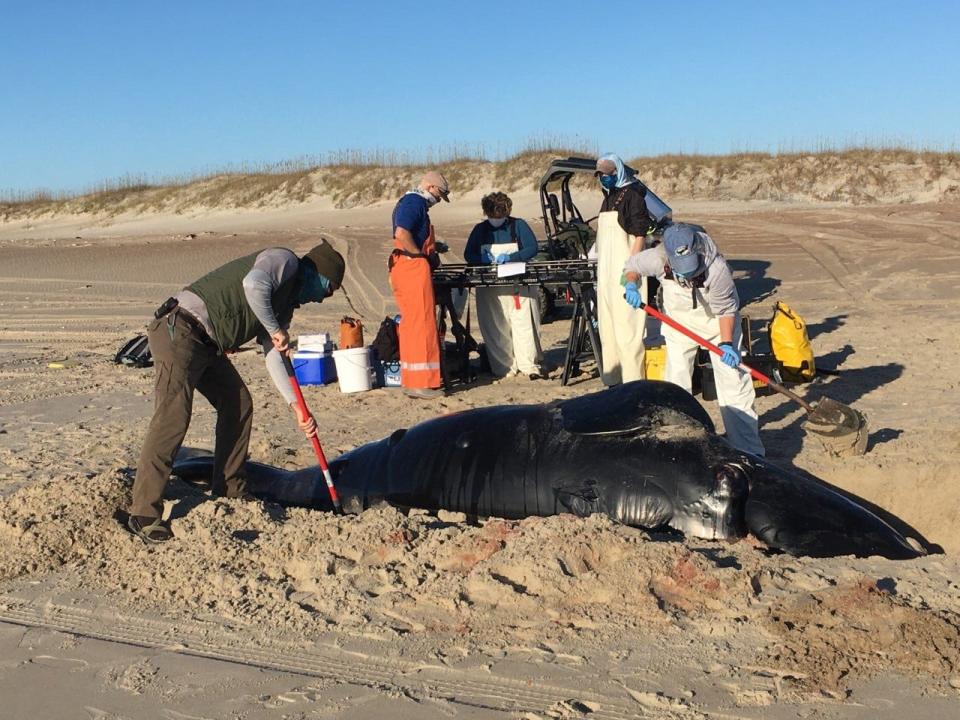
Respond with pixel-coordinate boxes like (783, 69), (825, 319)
(114, 334), (153, 368)
(370, 317), (400, 363)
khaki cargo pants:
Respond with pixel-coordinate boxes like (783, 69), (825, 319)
(130, 310), (252, 519)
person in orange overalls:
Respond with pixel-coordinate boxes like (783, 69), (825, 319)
(389, 171), (449, 399)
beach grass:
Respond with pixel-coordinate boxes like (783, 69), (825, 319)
(2, 142), (958, 219)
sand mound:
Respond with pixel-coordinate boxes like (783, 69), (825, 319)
(1, 469), (958, 695)
(766, 579), (960, 691)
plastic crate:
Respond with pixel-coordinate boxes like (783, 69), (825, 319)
(644, 344), (666, 381)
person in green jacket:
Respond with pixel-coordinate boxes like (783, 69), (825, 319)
(128, 241), (345, 543)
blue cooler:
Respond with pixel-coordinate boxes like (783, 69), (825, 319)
(293, 351), (337, 385)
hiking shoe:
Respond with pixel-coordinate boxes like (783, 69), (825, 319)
(403, 387), (444, 399)
(128, 515), (173, 543)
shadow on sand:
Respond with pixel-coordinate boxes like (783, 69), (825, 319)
(760, 362), (906, 470)
(730, 259), (781, 307)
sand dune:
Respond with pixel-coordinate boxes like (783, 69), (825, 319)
(4, 149), (959, 224)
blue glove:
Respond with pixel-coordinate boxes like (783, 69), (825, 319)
(495, 253), (511, 264)
(481, 250), (494, 264)
(624, 281), (643, 309)
(718, 342), (741, 368)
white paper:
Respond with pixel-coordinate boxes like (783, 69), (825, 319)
(497, 262), (526, 278)
(483, 242), (519, 258)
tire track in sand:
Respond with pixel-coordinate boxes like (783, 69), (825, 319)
(327, 231), (389, 321)
(0, 595), (698, 719)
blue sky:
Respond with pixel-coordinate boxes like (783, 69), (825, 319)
(2, 0), (958, 193)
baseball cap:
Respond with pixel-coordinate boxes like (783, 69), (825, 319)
(662, 224), (702, 277)
(421, 170), (450, 202)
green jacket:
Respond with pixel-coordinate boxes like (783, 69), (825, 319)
(188, 249), (301, 352)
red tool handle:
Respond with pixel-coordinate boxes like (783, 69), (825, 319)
(638, 301), (815, 412)
(284, 354), (343, 513)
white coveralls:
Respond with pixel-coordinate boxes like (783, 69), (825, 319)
(596, 210), (646, 385)
(476, 242), (543, 377)
(625, 236), (764, 456)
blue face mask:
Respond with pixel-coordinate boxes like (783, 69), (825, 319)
(298, 265), (332, 305)
(599, 174), (617, 190)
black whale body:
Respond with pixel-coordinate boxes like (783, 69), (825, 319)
(173, 381), (922, 560)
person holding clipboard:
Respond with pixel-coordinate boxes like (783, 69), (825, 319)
(464, 191), (544, 380)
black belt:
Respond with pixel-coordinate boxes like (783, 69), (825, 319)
(177, 308), (218, 347)
(388, 248), (429, 272)
(154, 298), (218, 348)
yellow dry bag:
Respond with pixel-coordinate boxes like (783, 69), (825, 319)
(768, 301), (816, 383)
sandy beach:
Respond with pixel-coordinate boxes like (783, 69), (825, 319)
(1, 192), (959, 718)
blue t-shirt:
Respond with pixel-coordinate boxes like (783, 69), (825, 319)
(392, 192), (431, 250)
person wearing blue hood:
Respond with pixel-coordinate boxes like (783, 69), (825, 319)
(127, 241), (346, 542)
(594, 153), (657, 386)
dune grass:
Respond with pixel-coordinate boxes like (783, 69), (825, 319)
(2, 143), (959, 220)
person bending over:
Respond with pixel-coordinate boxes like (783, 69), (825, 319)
(128, 240), (345, 542)
(623, 223), (764, 456)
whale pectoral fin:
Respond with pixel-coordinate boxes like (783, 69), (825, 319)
(554, 476), (603, 518)
(555, 488), (601, 518)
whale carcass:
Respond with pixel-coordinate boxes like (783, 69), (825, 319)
(173, 381), (923, 559)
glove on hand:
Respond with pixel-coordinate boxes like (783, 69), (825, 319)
(427, 251), (441, 271)
(481, 250), (495, 264)
(624, 281), (643, 309)
(495, 253), (511, 264)
(718, 342), (741, 368)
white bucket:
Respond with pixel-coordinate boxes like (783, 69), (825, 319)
(332, 347), (373, 394)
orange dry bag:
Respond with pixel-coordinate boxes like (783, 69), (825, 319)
(339, 317), (364, 350)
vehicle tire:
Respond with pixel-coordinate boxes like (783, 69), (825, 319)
(538, 285), (554, 324)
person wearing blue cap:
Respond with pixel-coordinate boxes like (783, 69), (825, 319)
(622, 222), (764, 456)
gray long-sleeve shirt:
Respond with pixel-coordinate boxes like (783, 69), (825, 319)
(624, 229), (740, 316)
(176, 248), (302, 405)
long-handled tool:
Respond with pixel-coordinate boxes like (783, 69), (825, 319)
(636, 301), (868, 455)
(283, 354), (343, 513)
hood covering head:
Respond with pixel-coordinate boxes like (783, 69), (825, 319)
(301, 239), (345, 289)
(596, 153), (638, 189)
